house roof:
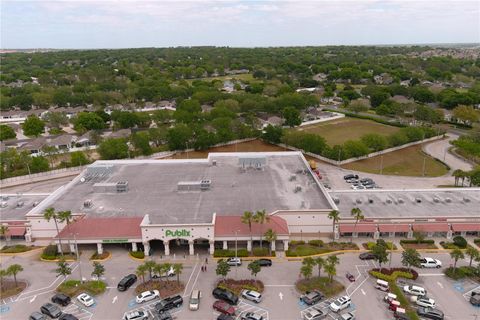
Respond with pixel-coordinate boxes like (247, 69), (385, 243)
(214, 215), (289, 237)
(451, 223), (480, 232)
(56, 217), (143, 240)
(48, 134), (75, 146)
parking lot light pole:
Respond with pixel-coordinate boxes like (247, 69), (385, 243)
(74, 233), (83, 283)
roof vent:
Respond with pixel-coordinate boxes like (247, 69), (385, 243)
(356, 198), (362, 204)
(332, 196), (340, 204)
(0, 201), (7, 208)
(294, 185), (302, 193)
(368, 198), (374, 204)
(415, 198), (422, 203)
(16, 201), (24, 208)
(386, 199), (392, 204)
(32, 201), (39, 207)
(116, 181), (128, 193)
(433, 197), (440, 203)
(463, 197), (470, 203)
(398, 198), (404, 204)
(445, 197), (451, 203)
(84, 199), (92, 208)
(211, 160), (217, 166)
(289, 175), (297, 181)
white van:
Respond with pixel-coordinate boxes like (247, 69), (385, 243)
(375, 279), (390, 292)
(403, 285), (426, 296)
(189, 290), (201, 311)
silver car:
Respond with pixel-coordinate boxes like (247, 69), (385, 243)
(241, 289), (262, 303)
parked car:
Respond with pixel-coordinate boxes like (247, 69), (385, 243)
(77, 293), (94, 307)
(411, 296), (435, 308)
(29, 312), (47, 320)
(241, 312), (264, 320)
(189, 289), (201, 311)
(117, 274), (137, 291)
(360, 178), (374, 185)
(226, 257), (242, 266)
(403, 285), (426, 296)
(51, 293), (71, 306)
(346, 178), (359, 184)
(351, 185), (366, 190)
(212, 287), (239, 305)
(124, 310), (148, 320)
(213, 300), (236, 316)
(40, 303), (62, 318)
(344, 174), (359, 180)
(336, 312), (355, 320)
(136, 290), (160, 303)
(303, 307), (328, 320)
(420, 257), (442, 268)
(152, 266), (175, 278)
(359, 252), (376, 260)
(217, 314), (235, 320)
(254, 259), (272, 266)
(365, 184), (377, 189)
(300, 290), (325, 305)
(59, 315), (79, 320)
(153, 312), (173, 320)
(241, 290), (262, 303)
(417, 307), (444, 320)
(155, 295), (183, 313)
(470, 290), (480, 306)
(329, 296), (351, 312)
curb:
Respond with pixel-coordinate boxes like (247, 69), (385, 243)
(128, 253), (145, 262)
(0, 246), (45, 256)
(90, 251), (112, 262)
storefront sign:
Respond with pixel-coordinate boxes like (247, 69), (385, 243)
(102, 239), (129, 243)
(165, 229), (191, 237)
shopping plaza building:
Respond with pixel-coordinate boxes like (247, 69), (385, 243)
(1, 152), (479, 256)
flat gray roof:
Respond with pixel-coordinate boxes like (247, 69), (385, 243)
(0, 194), (48, 221)
(29, 152), (333, 224)
(330, 188), (480, 219)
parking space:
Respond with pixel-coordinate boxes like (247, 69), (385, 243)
(300, 299), (356, 320)
(61, 303), (93, 320)
(211, 299), (269, 320)
(124, 298), (183, 319)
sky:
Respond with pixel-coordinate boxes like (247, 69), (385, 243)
(1, 0), (479, 49)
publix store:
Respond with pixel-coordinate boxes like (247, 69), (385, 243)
(20, 152), (480, 256)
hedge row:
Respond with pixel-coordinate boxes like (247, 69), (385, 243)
(326, 109), (407, 128)
(213, 249), (249, 258)
(400, 239), (435, 244)
(369, 268), (418, 282)
(129, 251), (145, 259)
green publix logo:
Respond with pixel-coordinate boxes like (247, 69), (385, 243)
(165, 229), (191, 237)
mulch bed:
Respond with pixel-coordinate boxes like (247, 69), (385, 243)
(216, 279), (264, 295)
(135, 279), (185, 297)
(0, 280), (27, 299)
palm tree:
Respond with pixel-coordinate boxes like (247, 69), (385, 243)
(328, 210), (340, 240)
(264, 229), (277, 256)
(173, 263), (183, 283)
(450, 248), (465, 272)
(136, 264), (148, 284)
(0, 225), (9, 243)
(7, 264), (23, 287)
(44, 207), (64, 256)
(314, 257), (325, 278)
(350, 207), (364, 243)
(254, 210), (270, 249)
(153, 263), (164, 281)
(58, 210), (73, 255)
(241, 211), (255, 252)
(0, 269), (7, 287)
(452, 169), (463, 186)
(144, 260), (157, 280)
(466, 246), (480, 267)
(324, 261), (336, 283)
(163, 263), (172, 283)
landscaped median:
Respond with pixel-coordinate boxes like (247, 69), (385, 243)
(296, 276), (345, 298)
(369, 268), (420, 320)
(57, 280), (106, 297)
(213, 247), (275, 258)
(217, 279), (264, 295)
(286, 240), (359, 257)
(399, 239), (437, 250)
(40, 245), (77, 261)
(0, 244), (43, 255)
(90, 251), (111, 261)
(129, 251), (145, 260)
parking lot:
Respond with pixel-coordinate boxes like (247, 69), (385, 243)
(1, 248), (479, 320)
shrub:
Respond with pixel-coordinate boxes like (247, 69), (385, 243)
(57, 280), (106, 296)
(129, 251), (145, 259)
(41, 245), (58, 260)
(286, 245), (331, 257)
(369, 268), (418, 281)
(444, 266), (477, 280)
(400, 239), (435, 244)
(475, 239), (480, 246)
(213, 249), (249, 258)
(90, 252), (109, 260)
(217, 279), (264, 295)
(453, 236), (468, 249)
(289, 240), (305, 246)
(0, 245), (33, 253)
(308, 240), (324, 247)
(252, 247), (269, 257)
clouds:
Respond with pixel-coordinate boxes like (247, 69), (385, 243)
(1, 0), (479, 48)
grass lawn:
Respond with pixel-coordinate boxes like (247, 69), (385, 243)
(399, 242), (438, 250)
(0, 244), (40, 253)
(296, 117), (400, 146)
(57, 280), (106, 297)
(342, 144), (449, 177)
(296, 277), (345, 298)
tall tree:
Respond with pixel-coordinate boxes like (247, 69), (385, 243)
(43, 207), (64, 256)
(450, 248), (465, 272)
(327, 210), (340, 240)
(143, 260), (157, 280)
(216, 259), (231, 281)
(0, 225), (9, 242)
(91, 262), (105, 284)
(314, 257), (325, 278)
(372, 244), (389, 268)
(7, 264), (23, 287)
(0, 125), (16, 141)
(58, 210), (73, 255)
(254, 210), (270, 249)
(465, 246), (479, 267)
(22, 115), (45, 137)
(324, 261), (337, 283)
(350, 207), (364, 243)
(55, 259), (72, 279)
(300, 264), (313, 280)
(241, 211), (255, 252)
(173, 263), (183, 284)
(247, 261), (261, 282)
(263, 229), (277, 256)
(401, 248), (421, 272)
(136, 264), (147, 284)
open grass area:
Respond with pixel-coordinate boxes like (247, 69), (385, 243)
(296, 117), (400, 146)
(296, 277), (345, 298)
(0, 244), (40, 253)
(342, 144), (449, 177)
(168, 139), (286, 159)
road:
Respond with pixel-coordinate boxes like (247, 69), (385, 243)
(422, 133), (473, 172)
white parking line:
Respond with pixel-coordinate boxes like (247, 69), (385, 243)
(182, 261), (199, 297)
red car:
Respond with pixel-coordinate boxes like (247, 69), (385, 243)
(213, 300), (235, 316)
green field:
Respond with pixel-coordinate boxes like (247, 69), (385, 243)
(296, 117), (400, 146)
(342, 144), (449, 177)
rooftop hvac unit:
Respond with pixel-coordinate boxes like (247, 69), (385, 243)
(356, 198), (362, 204)
(200, 179), (211, 190)
(212, 160), (217, 166)
(433, 197), (440, 203)
(332, 197), (340, 204)
(0, 201), (7, 208)
(386, 199), (392, 204)
(398, 198), (404, 204)
(289, 175), (297, 181)
(84, 199), (93, 208)
(445, 198), (452, 203)
(116, 181), (128, 193)
(294, 185), (302, 193)
(368, 198), (374, 204)
(17, 201), (24, 208)
(463, 197), (470, 203)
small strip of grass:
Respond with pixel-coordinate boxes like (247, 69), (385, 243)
(0, 245), (39, 253)
(90, 251), (110, 260)
(363, 242), (397, 250)
(129, 251), (145, 259)
(399, 240), (437, 250)
(295, 276), (345, 298)
(286, 242), (358, 257)
(56, 280), (106, 297)
(217, 279), (264, 295)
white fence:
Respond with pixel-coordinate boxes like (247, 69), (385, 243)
(1, 166), (87, 186)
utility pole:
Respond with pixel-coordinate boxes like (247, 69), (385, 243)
(74, 233), (83, 283)
(422, 156), (426, 177)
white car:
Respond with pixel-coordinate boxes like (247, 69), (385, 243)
(329, 296), (351, 312)
(303, 307), (328, 320)
(420, 257), (442, 269)
(124, 310), (148, 320)
(153, 266), (175, 278)
(241, 289), (262, 303)
(351, 185), (366, 190)
(412, 296), (436, 308)
(227, 257), (242, 266)
(136, 290), (160, 303)
(403, 285), (426, 296)
(336, 312), (355, 320)
(77, 293), (94, 307)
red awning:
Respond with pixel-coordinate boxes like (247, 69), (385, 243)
(215, 215), (289, 237)
(451, 224), (480, 232)
(378, 224), (410, 233)
(339, 224), (376, 233)
(413, 223), (449, 232)
(7, 226), (26, 236)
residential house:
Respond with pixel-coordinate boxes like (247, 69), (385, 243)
(400, 79), (411, 87)
(374, 73), (394, 85)
(47, 134), (76, 150)
(105, 128), (131, 139)
(390, 95), (413, 104)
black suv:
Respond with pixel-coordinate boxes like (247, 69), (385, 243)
(153, 312), (173, 320)
(59, 315), (79, 320)
(344, 174), (359, 180)
(300, 290), (324, 305)
(254, 259), (272, 267)
(212, 287), (239, 305)
(155, 295), (183, 313)
(417, 307), (444, 320)
(117, 274), (137, 291)
(51, 293), (71, 306)
(40, 303), (62, 318)
(470, 291), (480, 306)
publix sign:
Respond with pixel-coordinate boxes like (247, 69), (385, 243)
(165, 229), (191, 237)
